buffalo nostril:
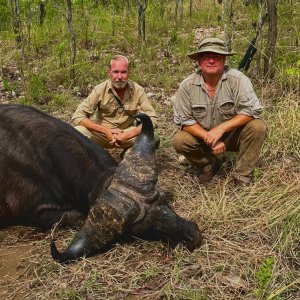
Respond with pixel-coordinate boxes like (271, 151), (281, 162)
(186, 223), (199, 239)
(186, 230), (195, 241)
(185, 223), (202, 250)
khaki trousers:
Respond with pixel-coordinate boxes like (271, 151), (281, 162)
(172, 119), (267, 180)
(75, 125), (136, 149)
(75, 125), (161, 150)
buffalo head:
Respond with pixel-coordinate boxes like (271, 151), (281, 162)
(51, 114), (202, 263)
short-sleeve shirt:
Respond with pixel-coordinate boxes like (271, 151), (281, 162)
(72, 79), (158, 129)
(173, 67), (263, 130)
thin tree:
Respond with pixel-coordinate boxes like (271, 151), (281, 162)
(156, 0), (169, 18)
(125, 0), (131, 19)
(25, 1), (32, 47)
(263, 0), (278, 77)
(179, 0), (183, 23)
(65, 0), (76, 80)
(256, 0), (265, 77)
(189, 0), (193, 17)
(39, 1), (46, 25)
(220, 0), (235, 54)
(136, 0), (148, 43)
(111, 0), (115, 36)
(80, 0), (90, 48)
(174, 0), (184, 23)
(9, 0), (23, 51)
(174, 0), (179, 22)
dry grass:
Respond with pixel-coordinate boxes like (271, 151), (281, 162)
(0, 3), (300, 296)
(0, 86), (299, 300)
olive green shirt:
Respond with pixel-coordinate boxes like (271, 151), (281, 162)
(72, 79), (158, 129)
(173, 67), (263, 130)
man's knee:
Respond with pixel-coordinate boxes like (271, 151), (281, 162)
(172, 131), (195, 152)
(245, 119), (267, 139)
(172, 131), (183, 152)
(74, 125), (93, 138)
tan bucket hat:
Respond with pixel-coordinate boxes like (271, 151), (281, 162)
(188, 37), (236, 60)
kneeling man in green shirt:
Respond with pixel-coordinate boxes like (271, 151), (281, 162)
(172, 38), (267, 185)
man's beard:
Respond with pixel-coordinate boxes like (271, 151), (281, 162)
(112, 80), (128, 90)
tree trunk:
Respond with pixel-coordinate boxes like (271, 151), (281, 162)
(179, 0), (184, 23)
(39, 1), (46, 25)
(26, 2), (32, 47)
(65, 0), (76, 80)
(136, 0), (148, 43)
(158, 0), (166, 18)
(125, 0), (131, 19)
(112, 0), (115, 36)
(9, 0), (23, 50)
(263, 0), (278, 77)
(221, 0), (235, 56)
(256, 0), (264, 77)
(81, 0), (89, 49)
(174, 0), (179, 23)
(189, 0), (193, 17)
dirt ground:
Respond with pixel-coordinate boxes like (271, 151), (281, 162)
(0, 66), (299, 299)
(0, 227), (49, 299)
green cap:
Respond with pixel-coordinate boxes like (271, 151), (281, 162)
(188, 38), (236, 60)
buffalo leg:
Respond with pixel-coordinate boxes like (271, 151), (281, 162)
(30, 208), (86, 228)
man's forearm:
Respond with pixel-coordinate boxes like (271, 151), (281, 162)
(182, 123), (208, 140)
(216, 114), (254, 134)
(126, 125), (142, 139)
(79, 118), (108, 134)
(182, 114), (254, 147)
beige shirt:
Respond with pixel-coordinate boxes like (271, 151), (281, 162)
(173, 67), (263, 130)
(72, 80), (158, 129)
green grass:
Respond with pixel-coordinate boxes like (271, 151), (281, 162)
(0, 1), (300, 299)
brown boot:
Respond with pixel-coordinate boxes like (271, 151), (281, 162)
(197, 159), (222, 183)
(232, 173), (251, 187)
(197, 169), (215, 183)
(178, 154), (191, 166)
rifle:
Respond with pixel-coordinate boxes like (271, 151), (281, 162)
(238, 14), (267, 71)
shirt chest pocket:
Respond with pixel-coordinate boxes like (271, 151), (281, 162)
(192, 104), (207, 119)
(99, 98), (119, 114)
(218, 101), (236, 121)
(192, 104), (209, 128)
(124, 104), (138, 117)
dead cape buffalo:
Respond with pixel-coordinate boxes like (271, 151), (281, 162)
(0, 104), (202, 263)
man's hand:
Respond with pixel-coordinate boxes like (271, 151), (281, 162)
(204, 125), (225, 147)
(114, 131), (130, 146)
(114, 125), (141, 146)
(211, 140), (226, 155)
(104, 128), (123, 146)
(182, 123), (226, 153)
(204, 115), (254, 147)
